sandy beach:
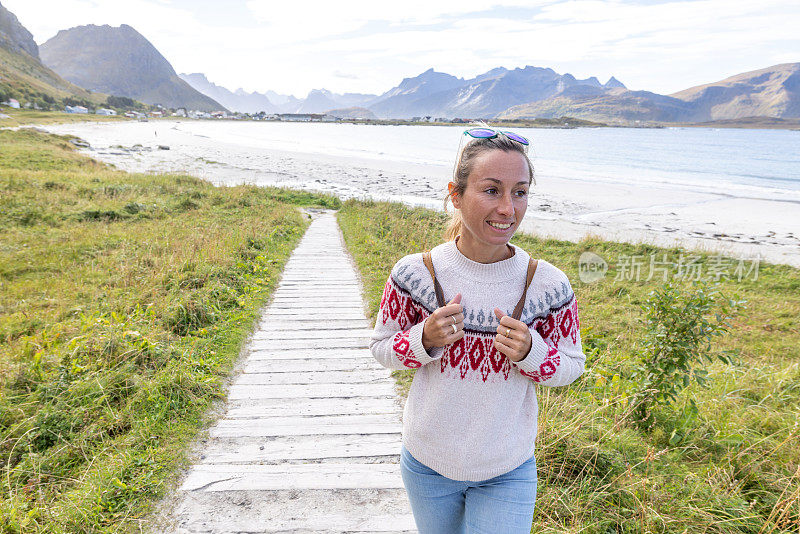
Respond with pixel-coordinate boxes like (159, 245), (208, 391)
(40, 120), (800, 267)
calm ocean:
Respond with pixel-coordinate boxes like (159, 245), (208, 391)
(164, 121), (800, 199)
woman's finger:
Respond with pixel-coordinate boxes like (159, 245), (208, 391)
(449, 312), (464, 324)
(493, 336), (511, 357)
(496, 311), (522, 326)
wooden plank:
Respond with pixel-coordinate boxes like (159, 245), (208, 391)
(215, 413), (400, 430)
(276, 281), (361, 286)
(226, 396), (400, 418)
(180, 463), (405, 491)
(248, 338), (370, 351)
(262, 311), (367, 321)
(252, 328), (373, 340)
(273, 294), (362, 299)
(243, 357), (380, 373)
(281, 278), (358, 285)
(269, 297), (364, 304)
(179, 514), (416, 533)
(266, 304), (366, 312)
(264, 306), (365, 313)
(256, 319), (373, 331)
(199, 434), (401, 464)
(209, 421), (401, 438)
(227, 383), (396, 400)
(234, 369), (389, 385)
(248, 347), (374, 360)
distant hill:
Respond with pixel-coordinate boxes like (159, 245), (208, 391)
(325, 106), (377, 120)
(40, 24), (224, 111)
(0, 1), (104, 108)
(180, 73), (379, 114)
(498, 88), (697, 123)
(180, 73), (276, 114)
(499, 63), (800, 123)
(670, 63), (800, 120)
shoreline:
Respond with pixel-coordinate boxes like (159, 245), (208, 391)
(39, 120), (800, 267)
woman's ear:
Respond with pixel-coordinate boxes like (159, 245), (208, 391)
(448, 182), (461, 209)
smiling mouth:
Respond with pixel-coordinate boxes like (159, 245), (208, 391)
(487, 221), (513, 230)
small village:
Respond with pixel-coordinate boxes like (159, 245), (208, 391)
(0, 96), (486, 124)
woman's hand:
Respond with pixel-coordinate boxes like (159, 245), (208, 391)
(493, 308), (532, 362)
(422, 293), (464, 351)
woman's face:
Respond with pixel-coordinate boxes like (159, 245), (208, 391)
(450, 149), (530, 249)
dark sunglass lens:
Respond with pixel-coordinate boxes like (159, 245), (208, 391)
(466, 128), (497, 138)
(503, 132), (529, 145)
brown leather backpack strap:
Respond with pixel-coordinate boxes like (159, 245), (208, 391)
(422, 251), (446, 308)
(511, 258), (538, 321)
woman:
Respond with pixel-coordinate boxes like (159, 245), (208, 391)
(370, 126), (586, 534)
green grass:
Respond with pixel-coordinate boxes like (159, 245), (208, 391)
(0, 110), (127, 128)
(0, 129), (341, 531)
(337, 199), (800, 533)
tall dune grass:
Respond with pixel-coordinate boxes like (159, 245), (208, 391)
(337, 198), (799, 533)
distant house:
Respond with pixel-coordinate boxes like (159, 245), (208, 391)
(278, 113), (336, 122)
(7, 99), (20, 109)
(65, 105), (88, 114)
(173, 108), (187, 117)
(96, 108), (116, 116)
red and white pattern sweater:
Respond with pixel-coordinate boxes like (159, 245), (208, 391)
(370, 239), (585, 481)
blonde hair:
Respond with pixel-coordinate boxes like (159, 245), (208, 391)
(443, 126), (535, 241)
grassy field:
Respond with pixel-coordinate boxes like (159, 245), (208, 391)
(337, 200), (800, 533)
(0, 129), (340, 531)
(0, 109), (128, 128)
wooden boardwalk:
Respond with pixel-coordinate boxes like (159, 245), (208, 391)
(163, 210), (416, 533)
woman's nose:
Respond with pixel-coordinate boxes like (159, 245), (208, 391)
(497, 193), (514, 215)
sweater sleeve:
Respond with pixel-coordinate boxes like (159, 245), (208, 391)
(370, 272), (444, 370)
(512, 281), (586, 387)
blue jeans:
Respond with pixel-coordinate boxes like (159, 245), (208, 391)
(400, 444), (538, 534)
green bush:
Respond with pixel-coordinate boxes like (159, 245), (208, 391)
(630, 281), (745, 428)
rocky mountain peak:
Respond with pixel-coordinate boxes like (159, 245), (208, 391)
(0, 1), (39, 58)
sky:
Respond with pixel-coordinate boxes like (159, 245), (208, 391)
(4, 0), (799, 98)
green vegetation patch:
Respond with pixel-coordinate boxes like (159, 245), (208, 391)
(337, 199), (800, 533)
(0, 130), (340, 531)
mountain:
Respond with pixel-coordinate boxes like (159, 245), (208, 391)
(40, 24), (224, 111)
(366, 66), (623, 119)
(326, 106), (377, 120)
(367, 68), (466, 117)
(499, 63), (800, 123)
(670, 63), (800, 120)
(0, 2), (103, 108)
(180, 72), (276, 113)
(179, 74), (378, 114)
(497, 88), (697, 123)
(0, 1), (37, 58)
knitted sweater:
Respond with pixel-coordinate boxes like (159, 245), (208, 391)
(370, 239), (585, 481)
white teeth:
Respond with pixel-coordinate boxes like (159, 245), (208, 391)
(488, 222), (511, 229)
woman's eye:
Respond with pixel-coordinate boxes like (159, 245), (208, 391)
(516, 190), (528, 197)
(485, 188), (497, 194)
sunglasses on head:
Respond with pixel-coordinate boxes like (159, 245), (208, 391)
(463, 127), (529, 146)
